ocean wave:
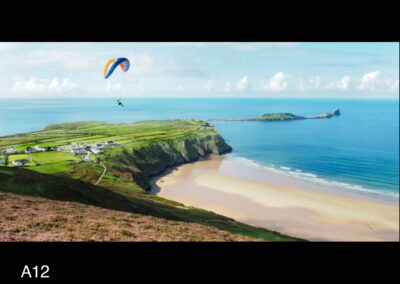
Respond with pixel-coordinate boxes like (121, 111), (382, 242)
(225, 155), (399, 199)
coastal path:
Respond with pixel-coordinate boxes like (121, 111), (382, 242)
(95, 161), (107, 185)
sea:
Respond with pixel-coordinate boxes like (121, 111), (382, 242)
(0, 98), (398, 200)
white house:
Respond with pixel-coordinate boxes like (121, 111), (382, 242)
(34, 145), (46, 152)
(59, 145), (72, 152)
(11, 159), (29, 166)
(84, 154), (91, 162)
(6, 148), (17, 154)
(107, 141), (115, 146)
(91, 148), (102, 154)
(71, 148), (87, 155)
(94, 143), (104, 150)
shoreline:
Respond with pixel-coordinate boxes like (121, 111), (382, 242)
(221, 155), (399, 205)
(149, 155), (399, 241)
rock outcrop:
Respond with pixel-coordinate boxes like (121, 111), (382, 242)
(332, 108), (341, 116)
(312, 112), (333, 119)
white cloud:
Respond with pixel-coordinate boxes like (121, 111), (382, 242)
(132, 54), (154, 75)
(87, 81), (122, 93)
(357, 71), (380, 91)
(261, 72), (291, 92)
(14, 77), (79, 92)
(387, 80), (399, 92)
(298, 76), (321, 91)
(224, 82), (231, 92)
(313, 76), (321, 89)
(236, 76), (249, 91)
(323, 75), (352, 91)
(203, 80), (214, 91)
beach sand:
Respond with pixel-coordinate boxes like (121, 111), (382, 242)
(150, 155), (399, 241)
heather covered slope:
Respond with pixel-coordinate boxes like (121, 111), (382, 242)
(0, 192), (260, 242)
(0, 167), (301, 241)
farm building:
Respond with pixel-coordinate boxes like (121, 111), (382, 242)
(6, 148), (17, 154)
(91, 148), (102, 154)
(11, 159), (30, 166)
(34, 145), (46, 152)
(71, 148), (87, 155)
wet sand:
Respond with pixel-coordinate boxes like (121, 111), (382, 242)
(150, 155), (399, 241)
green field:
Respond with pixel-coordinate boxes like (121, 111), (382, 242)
(0, 119), (216, 150)
(0, 119), (216, 174)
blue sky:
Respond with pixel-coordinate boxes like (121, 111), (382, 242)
(0, 42), (398, 98)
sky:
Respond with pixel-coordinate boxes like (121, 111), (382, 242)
(0, 42), (398, 99)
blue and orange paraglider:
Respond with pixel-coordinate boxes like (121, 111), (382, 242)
(104, 57), (130, 107)
(104, 57), (130, 79)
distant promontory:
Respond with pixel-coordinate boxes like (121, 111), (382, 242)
(208, 109), (341, 122)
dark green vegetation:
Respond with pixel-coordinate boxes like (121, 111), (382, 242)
(208, 108), (340, 122)
(254, 113), (305, 121)
(0, 120), (302, 241)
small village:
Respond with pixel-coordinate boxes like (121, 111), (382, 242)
(0, 140), (116, 166)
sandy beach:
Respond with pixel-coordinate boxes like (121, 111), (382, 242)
(150, 155), (399, 241)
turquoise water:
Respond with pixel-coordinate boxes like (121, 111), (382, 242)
(0, 98), (398, 199)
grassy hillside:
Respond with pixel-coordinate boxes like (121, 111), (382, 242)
(1, 120), (232, 190)
(0, 167), (301, 241)
(0, 120), (305, 241)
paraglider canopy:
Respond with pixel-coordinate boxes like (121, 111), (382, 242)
(104, 58), (130, 79)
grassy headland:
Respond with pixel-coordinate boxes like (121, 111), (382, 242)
(0, 120), (301, 241)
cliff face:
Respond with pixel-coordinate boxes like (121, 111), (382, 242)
(312, 112), (333, 119)
(107, 134), (232, 190)
(332, 108), (341, 116)
(312, 108), (341, 119)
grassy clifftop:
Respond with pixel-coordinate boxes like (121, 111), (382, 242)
(0, 119), (221, 151)
(1, 120), (232, 190)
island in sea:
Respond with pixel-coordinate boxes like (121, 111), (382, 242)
(0, 119), (301, 241)
(208, 108), (341, 121)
